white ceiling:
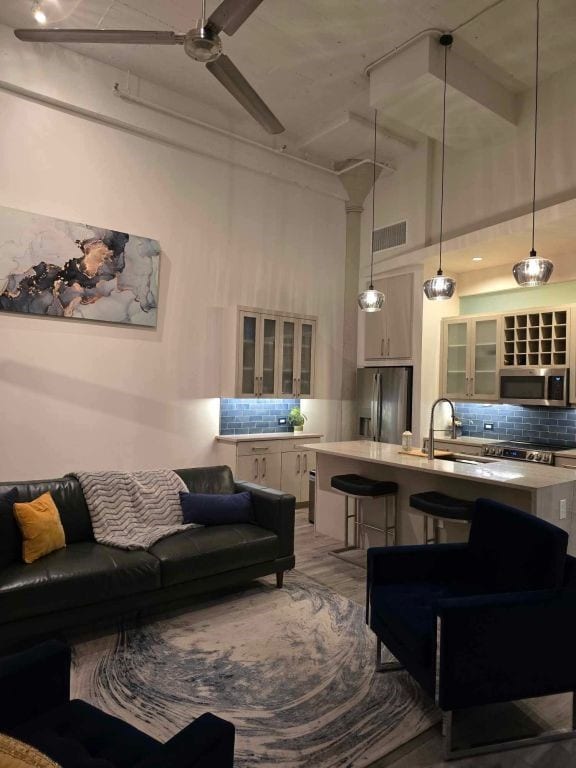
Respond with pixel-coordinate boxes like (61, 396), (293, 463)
(1, 0), (576, 163)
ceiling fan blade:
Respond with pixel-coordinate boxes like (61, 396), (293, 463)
(206, 54), (284, 134)
(206, 0), (265, 36)
(14, 29), (185, 44)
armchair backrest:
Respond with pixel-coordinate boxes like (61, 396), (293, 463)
(469, 498), (568, 592)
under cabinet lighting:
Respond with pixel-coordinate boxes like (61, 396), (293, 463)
(32, 1), (47, 24)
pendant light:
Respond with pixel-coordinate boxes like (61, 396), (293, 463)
(513, 0), (553, 286)
(358, 110), (385, 312)
(423, 34), (456, 301)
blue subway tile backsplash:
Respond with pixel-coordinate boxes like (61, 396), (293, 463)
(220, 398), (301, 435)
(456, 402), (576, 446)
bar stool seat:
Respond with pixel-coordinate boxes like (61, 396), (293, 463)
(331, 474), (399, 497)
(409, 491), (474, 545)
(330, 474), (399, 566)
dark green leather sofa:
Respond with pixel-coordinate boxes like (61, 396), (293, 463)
(0, 466), (295, 650)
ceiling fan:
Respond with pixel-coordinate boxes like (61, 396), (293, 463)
(14, 0), (285, 134)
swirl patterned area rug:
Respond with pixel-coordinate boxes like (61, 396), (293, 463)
(72, 573), (438, 767)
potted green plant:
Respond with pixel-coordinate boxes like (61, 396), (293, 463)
(288, 406), (307, 432)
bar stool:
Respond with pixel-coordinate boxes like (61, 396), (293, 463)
(409, 491), (474, 545)
(330, 474), (399, 563)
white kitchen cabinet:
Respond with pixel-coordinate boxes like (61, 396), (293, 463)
(224, 307), (317, 398)
(441, 315), (501, 401)
(216, 435), (322, 505)
(364, 273), (413, 360)
(237, 453), (281, 487)
(280, 449), (316, 503)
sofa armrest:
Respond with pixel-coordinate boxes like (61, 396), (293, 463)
(135, 713), (235, 768)
(0, 640), (71, 730)
(436, 590), (576, 710)
(235, 481), (295, 559)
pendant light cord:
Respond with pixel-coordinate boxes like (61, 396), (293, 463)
(438, 41), (449, 274)
(531, 0), (540, 255)
(370, 109), (378, 288)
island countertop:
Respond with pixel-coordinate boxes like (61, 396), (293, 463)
(302, 440), (576, 491)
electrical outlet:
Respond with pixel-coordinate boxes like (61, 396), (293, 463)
(560, 499), (567, 520)
(278, 417), (287, 425)
(484, 422), (494, 431)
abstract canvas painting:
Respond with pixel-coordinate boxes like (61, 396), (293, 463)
(0, 205), (160, 327)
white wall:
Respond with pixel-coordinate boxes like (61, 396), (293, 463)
(0, 25), (346, 480)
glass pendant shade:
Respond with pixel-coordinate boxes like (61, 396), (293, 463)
(423, 271), (456, 301)
(358, 285), (385, 312)
(512, 250), (553, 287)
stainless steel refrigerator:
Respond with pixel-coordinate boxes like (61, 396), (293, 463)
(357, 367), (412, 443)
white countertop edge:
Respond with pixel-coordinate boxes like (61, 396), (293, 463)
(301, 440), (576, 490)
(216, 432), (324, 443)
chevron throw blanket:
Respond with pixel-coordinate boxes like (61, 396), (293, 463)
(73, 470), (200, 550)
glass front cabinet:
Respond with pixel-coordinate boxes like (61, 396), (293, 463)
(441, 316), (501, 401)
(236, 309), (316, 398)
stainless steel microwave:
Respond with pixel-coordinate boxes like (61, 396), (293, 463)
(499, 368), (569, 406)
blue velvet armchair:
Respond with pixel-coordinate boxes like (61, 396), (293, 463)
(367, 497), (576, 759)
(0, 640), (235, 768)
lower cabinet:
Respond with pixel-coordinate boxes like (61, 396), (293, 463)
(237, 453), (281, 489)
(280, 450), (317, 504)
(217, 436), (322, 505)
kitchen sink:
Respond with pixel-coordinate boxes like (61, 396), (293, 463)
(437, 454), (497, 465)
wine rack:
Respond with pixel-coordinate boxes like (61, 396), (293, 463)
(503, 310), (568, 367)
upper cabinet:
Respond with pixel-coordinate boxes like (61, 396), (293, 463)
(228, 307), (317, 399)
(364, 273), (413, 361)
(441, 315), (501, 401)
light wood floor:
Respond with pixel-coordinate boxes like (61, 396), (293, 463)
(294, 510), (576, 768)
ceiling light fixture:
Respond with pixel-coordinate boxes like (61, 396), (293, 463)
(424, 34), (456, 301)
(513, 0), (553, 287)
(358, 109), (385, 313)
(472, 256), (483, 262)
(32, 1), (47, 25)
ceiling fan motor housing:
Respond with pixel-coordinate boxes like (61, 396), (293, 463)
(184, 22), (222, 62)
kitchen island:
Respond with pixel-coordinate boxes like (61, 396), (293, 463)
(304, 440), (576, 554)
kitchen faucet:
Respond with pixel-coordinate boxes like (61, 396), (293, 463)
(427, 398), (457, 460)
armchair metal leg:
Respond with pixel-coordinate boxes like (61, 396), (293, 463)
(375, 637), (404, 673)
(441, 697), (576, 760)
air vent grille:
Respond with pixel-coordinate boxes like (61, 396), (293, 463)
(372, 221), (407, 251)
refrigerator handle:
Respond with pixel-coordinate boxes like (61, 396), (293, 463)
(370, 373), (379, 441)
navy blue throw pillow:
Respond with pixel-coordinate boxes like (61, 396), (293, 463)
(179, 491), (254, 526)
(0, 487), (20, 568)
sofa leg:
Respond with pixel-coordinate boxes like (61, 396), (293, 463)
(375, 637), (404, 673)
(441, 704), (576, 760)
(276, 572), (284, 589)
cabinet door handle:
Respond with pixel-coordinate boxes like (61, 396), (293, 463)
(387, 338), (391, 356)
(380, 338), (385, 356)
(297, 377), (301, 396)
(262, 457), (266, 479)
(303, 453), (308, 473)
(253, 458), (259, 480)
(293, 376), (297, 395)
(469, 376), (474, 397)
(296, 453), (301, 475)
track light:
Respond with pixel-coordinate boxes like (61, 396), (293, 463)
(32, 1), (47, 25)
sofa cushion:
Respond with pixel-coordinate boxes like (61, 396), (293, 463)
(150, 524), (279, 587)
(175, 466), (235, 495)
(180, 491), (254, 526)
(0, 478), (93, 545)
(12, 700), (160, 768)
(14, 492), (66, 564)
(370, 580), (481, 667)
(470, 498), (568, 592)
(0, 543), (161, 623)
(0, 487), (20, 568)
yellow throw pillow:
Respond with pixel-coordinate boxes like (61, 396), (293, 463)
(13, 492), (66, 564)
(0, 733), (61, 767)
